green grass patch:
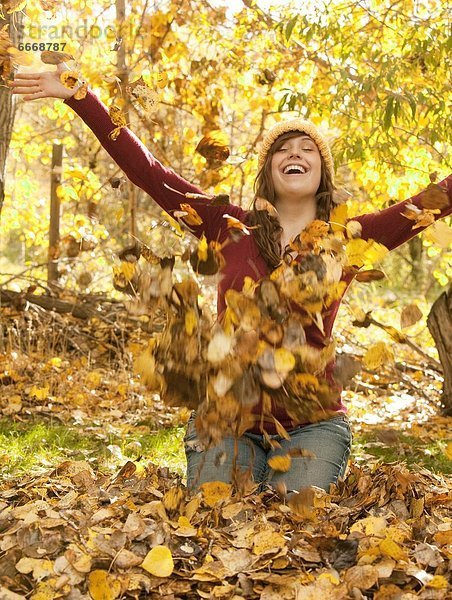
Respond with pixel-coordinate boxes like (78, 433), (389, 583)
(0, 418), (186, 481)
(353, 432), (451, 475)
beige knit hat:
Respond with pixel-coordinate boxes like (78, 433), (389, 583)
(257, 118), (334, 181)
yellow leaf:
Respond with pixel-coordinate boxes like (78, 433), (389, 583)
(121, 261), (136, 282)
(86, 370), (102, 388)
(274, 348), (296, 374)
(141, 545), (174, 577)
(30, 578), (58, 600)
(88, 570), (121, 600)
(329, 204), (348, 231)
(379, 538), (408, 562)
(252, 529), (286, 555)
(155, 71), (169, 89)
(15, 557), (53, 581)
(174, 203), (203, 227)
(350, 516), (387, 537)
(178, 515), (191, 527)
(346, 238), (388, 268)
(267, 454), (292, 472)
(163, 487), (184, 511)
(185, 309), (197, 336)
(47, 357), (62, 368)
(197, 235), (208, 261)
(363, 342), (394, 370)
(318, 570), (341, 585)
(29, 385), (49, 400)
(200, 481), (232, 507)
(426, 575), (449, 589)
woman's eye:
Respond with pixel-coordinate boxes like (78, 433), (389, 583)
(303, 148), (313, 152)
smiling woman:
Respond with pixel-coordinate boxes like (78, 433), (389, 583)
(7, 65), (452, 497)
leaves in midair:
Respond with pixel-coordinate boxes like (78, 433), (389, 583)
(195, 130), (230, 163)
(126, 75), (160, 115)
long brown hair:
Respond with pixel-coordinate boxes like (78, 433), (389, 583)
(248, 131), (335, 270)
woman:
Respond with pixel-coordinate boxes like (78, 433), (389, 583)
(8, 65), (452, 495)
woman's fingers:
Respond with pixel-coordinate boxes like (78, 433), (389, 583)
(23, 91), (48, 101)
(8, 79), (39, 88)
(11, 84), (41, 94)
(10, 72), (43, 79)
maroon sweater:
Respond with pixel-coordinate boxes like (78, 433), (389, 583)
(64, 89), (452, 433)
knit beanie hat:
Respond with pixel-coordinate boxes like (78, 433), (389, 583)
(257, 118), (334, 181)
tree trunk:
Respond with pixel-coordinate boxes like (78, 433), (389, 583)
(48, 144), (63, 285)
(427, 285), (452, 415)
(0, 10), (24, 218)
(408, 237), (424, 288)
(115, 0), (136, 237)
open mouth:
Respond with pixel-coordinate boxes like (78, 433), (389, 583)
(283, 164), (307, 175)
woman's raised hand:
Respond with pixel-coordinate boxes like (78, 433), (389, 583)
(7, 62), (81, 101)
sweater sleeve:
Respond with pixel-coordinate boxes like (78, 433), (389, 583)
(63, 88), (245, 242)
(351, 174), (452, 251)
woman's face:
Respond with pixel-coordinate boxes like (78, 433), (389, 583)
(270, 134), (322, 202)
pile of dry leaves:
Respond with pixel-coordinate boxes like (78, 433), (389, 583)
(0, 457), (450, 599)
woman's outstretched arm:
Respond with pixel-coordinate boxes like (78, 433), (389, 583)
(8, 65), (244, 243)
(351, 174), (451, 251)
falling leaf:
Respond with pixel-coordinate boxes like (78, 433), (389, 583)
(267, 454), (292, 472)
(418, 183), (449, 210)
(41, 50), (75, 64)
(195, 130), (230, 162)
(330, 205), (349, 231)
(108, 106), (127, 140)
(274, 348), (296, 374)
(363, 342), (394, 370)
(223, 213), (252, 237)
(400, 304), (423, 329)
(173, 203), (203, 226)
(255, 196), (279, 217)
(127, 76), (160, 114)
(355, 269), (385, 282)
(346, 238), (388, 268)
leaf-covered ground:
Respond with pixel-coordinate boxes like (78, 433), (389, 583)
(1, 313), (451, 599)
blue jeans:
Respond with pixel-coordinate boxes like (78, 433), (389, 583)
(184, 413), (352, 494)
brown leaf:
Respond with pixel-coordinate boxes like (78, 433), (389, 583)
(355, 269), (385, 282)
(418, 183), (449, 210)
(400, 303), (423, 329)
(195, 130), (230, 162)
(41, 50), (75, 64)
